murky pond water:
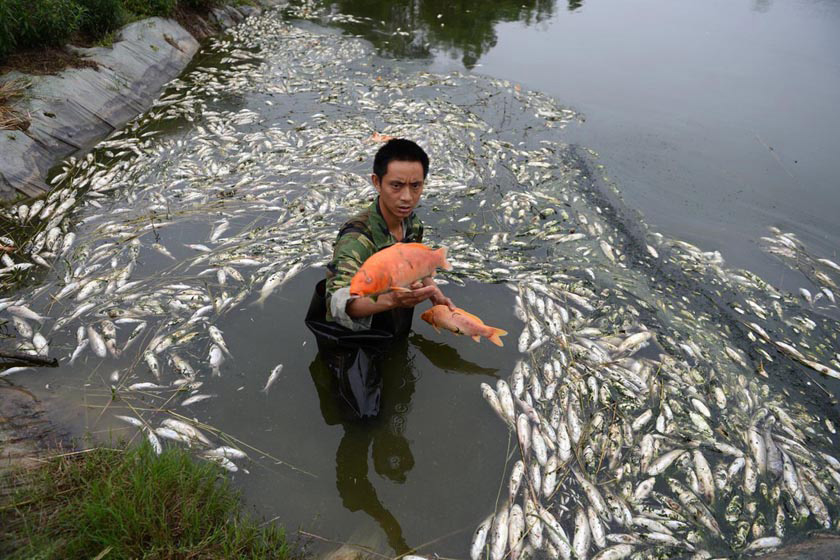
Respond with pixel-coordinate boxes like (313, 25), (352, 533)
(1, 2), (840, 559)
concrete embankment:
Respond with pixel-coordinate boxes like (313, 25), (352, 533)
(0, 1), (284, 200)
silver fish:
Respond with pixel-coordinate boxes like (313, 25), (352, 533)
(262, 363), (283, 393)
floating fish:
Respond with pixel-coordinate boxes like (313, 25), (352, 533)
(262, 363), (283, 394)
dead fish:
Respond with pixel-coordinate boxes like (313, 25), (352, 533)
(471, 513), (494, 560)
(209, 344), (224, 376)
(181, 394), (213, 406)
(87, 325), (107, 358)
(204, 446), (247, 460)
(262, 363), (283, 393)
(8, 305), (47, 324)
(208, 325), (232, 356)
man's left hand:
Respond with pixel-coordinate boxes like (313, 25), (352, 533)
(416, 279), (455, 311)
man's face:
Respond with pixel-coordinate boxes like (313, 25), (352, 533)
(372, 160), (425, 222)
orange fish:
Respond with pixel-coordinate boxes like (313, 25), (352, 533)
(370, 131), (396, 143)
(421, 305), (508, 347)
(349, 242), (451, 297)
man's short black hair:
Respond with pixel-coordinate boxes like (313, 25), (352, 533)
(373, 139), (429, 180)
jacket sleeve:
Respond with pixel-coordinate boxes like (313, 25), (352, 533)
(325, 231), (376, 330)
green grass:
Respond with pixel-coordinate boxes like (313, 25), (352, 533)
(0, 0), (227, 64)
(95, 30), (118, 48)
(0, 443), (297, 559)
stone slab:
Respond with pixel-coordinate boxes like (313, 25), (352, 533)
(0, 17), (200, 199)
(211, 7), (237, 28)
(0, 131), (52, 198)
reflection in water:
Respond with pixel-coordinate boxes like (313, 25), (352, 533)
(309, 337), (416, 555)
(567, 0), (583, 11)
(316, 0), (557, 67)
(409, 333), (499, 377)
(308, 334), (498, 555)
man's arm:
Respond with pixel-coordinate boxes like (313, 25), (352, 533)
(326, 230), (377, 330)
(346, 282), (439, 318)
(327, 230), (454, 326)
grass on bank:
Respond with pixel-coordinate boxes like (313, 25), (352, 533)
(0, 79), (28, 130)
(0, 443), (297, 559)
(0, 0), (225, 65)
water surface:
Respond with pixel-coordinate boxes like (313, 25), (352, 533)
(1, 3), (839, 558)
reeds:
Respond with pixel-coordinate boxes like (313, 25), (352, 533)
(0, 79), (29, 132)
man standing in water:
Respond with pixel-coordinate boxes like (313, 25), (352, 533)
(325, 138), (453, 331)
(306, 138), (454, 418)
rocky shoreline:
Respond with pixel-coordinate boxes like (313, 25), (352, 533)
(0, 1), (285, 201)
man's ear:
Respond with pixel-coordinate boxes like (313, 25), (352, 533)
(371, 173), (381, 191)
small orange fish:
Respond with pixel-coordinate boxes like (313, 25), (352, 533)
(350, 242), (451, 297)
(421, 305), (508, 347)
(370, 131), (396, 143)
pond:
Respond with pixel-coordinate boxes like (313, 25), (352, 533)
(1, 2), (839, 559)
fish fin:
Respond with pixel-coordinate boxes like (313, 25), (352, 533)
(437, 246), (452, 271)
(390, 286), (411, 292)
(433, 325), (441, 333)
(489, 328), (507, 347)
(472, 335), (481, 343)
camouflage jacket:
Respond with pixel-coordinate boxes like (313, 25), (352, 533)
(325, 198), (424, 326)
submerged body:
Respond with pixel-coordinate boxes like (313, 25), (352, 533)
(421, 305), (507, 346)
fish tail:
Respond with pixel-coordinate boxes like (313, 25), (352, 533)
(489, 328), (507, 347)
(438, 246), (452, 271)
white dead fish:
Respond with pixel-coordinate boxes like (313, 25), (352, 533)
(262, 363), (283, 394)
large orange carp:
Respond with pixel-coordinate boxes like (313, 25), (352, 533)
(421, 304), (508, 346)
(349, 242), (451, 297)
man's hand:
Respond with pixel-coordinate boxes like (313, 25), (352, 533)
(421, 277), (456, 311)
(383, 282), (437, 309)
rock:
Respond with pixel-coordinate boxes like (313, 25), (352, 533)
(255, 0), (289, 7)
(0, 131), (52, 197)
(238, 5), (262, 18)
(0, 17), (199, 199)
(226, 6), (245, 23)
(211, 8), (236, 28)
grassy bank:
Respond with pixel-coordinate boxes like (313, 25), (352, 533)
(0, 443), (298, 559)
(0, 0), (228, 65)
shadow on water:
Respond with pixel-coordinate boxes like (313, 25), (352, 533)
(308, 331), (500, 555)
(306, 0), (559, 67)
